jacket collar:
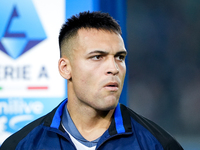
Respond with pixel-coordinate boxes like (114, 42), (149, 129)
(50, 99), (67, 128)
(108, 103), (132, 136)
(47, 99), (133, 136)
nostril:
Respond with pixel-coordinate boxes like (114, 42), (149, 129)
(107, 69), (119, 75)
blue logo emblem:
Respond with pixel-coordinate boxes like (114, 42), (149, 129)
(0, 0), (47, 59)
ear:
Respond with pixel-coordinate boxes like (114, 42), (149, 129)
(58, 57), (72, 80)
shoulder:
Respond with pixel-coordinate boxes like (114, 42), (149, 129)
(0, 105), (58, 150)
(0, 114), (46, 150)
(120, 104), (183, 150)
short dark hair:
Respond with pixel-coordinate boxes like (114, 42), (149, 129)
(59, 11), (122, 57)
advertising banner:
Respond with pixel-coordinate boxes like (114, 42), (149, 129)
(0, 0), (66, 144)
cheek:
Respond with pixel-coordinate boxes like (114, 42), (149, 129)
(71, 60), (105, 89)
(119, 63), (126, 76)
(73, 67), (96, 87)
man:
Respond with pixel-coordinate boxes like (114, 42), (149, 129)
(1, 11), (183, 150)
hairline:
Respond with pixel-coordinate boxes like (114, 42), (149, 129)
(60, 27), (121, 59)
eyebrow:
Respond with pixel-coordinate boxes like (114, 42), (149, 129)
(88, 50), (127, 56)
(88, 50), (109, 55)
(115, 51), (127, 56)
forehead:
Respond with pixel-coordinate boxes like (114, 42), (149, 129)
(75, 28), (126, 53)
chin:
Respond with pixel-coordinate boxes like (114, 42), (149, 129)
(93, 95), (119, 111)
(102, 100), (118, 111)
(94, 101), (117, 111)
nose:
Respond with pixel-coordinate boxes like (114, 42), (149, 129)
(106, 57), (119, 75)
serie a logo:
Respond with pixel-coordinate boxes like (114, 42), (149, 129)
(0, 0), (47, 59)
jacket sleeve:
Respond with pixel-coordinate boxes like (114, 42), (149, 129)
(164, 140), (184, 150)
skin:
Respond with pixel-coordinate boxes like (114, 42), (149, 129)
(58, 28), (127, 141)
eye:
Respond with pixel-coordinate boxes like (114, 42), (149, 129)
(116, 55), (125, 61)
(91, 55), (103, 60)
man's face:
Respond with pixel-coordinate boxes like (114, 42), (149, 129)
(67, 28), (127, 111)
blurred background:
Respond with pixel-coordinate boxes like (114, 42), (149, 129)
(127, 0), (200, 149)
(0, 0), (200, 149)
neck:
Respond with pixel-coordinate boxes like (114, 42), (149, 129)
(67, 99), (114, 141)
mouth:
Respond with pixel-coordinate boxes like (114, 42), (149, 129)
(104, 82), (119, 91)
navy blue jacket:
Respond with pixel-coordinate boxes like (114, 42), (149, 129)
(0, 99), (183, 150)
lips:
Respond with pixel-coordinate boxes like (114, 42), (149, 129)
(104, 82), (119, 91)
